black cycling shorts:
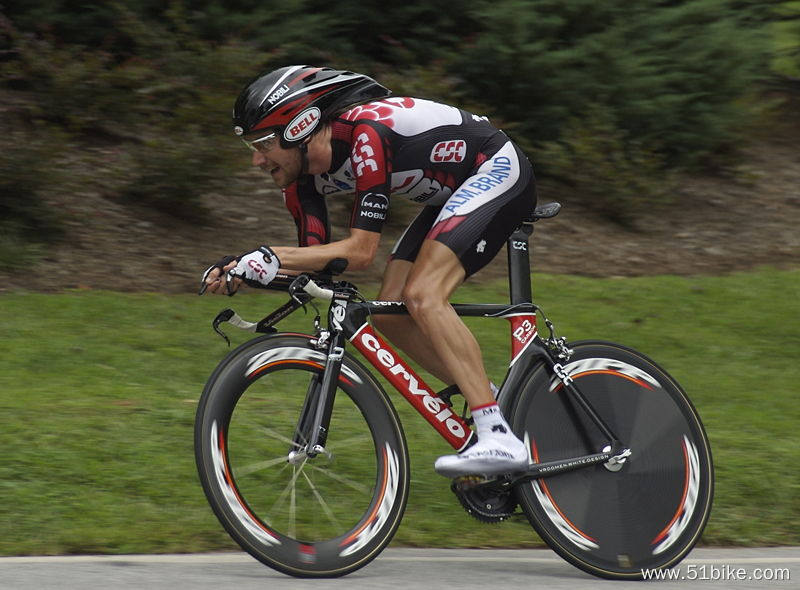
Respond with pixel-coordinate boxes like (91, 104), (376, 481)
(390, 140), (536, 277)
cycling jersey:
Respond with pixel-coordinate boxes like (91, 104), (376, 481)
(282, 97), (536, 275)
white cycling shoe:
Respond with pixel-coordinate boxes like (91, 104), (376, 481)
(434, 430), (529, 478)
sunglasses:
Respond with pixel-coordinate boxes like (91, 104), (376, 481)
(242, 132), (279, 153)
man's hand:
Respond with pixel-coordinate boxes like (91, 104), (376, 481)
(200, 246), (281, 296)
(227, 246), (281, 292)
(199, 255), (240, 295)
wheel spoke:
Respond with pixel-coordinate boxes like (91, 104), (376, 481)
(301, 471), (342, 528)
(306, 462), (372, 494)
(289, 466), (297, 539)
(325, 433), (372, 453)
(269, 460), (306, 527)
(259, 426), (305, 450)
(235, 455), (290, 476)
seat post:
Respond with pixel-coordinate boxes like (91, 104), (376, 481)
(507, 221), (534, 305)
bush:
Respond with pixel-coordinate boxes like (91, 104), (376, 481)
(0, 0), (789, 231)
(2, 7), (271, 224)
(770, 1), (800, 82)
(536, 105), (676, 225)
(453, 0), (771, 165)
(119, 131), (227, 221)
(0, 128), (65, 271)
(1, 40), (158, 136)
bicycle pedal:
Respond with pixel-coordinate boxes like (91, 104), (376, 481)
(452, 474), (492, 490)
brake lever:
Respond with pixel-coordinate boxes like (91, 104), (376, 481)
(288, 274), (311, 300)
(212, 309), (235, 346)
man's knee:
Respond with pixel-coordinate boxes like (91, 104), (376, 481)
(401, 277), (446, 318)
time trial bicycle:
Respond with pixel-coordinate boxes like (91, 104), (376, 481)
(194, 201), (713, 579)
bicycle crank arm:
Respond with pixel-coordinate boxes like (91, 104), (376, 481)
(519, 450), (614, 481)
(462, 447), (632, 495)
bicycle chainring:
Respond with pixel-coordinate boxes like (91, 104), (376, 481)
(451, 476), (519, 523)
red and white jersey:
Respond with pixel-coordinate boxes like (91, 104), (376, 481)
(282, 96), (512, 245)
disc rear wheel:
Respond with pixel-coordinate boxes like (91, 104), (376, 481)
(511, 341), (713, 579)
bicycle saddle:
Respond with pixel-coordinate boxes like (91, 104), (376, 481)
(528, 202), (561, 221)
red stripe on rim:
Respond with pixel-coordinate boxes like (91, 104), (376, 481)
(651, 438), (692, 545)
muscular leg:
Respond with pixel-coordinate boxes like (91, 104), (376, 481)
(402, 240), (527, 477)
(380, 240), (527, 477)
(399, 240), (495, 409)
(387, 139), (534, 476)
(372, 259), (457, 385)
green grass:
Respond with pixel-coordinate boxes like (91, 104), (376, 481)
(0, 267), (797, 555)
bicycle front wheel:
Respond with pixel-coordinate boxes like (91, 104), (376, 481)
(195, 334), (409, 577)
(511, 341), (713, 579)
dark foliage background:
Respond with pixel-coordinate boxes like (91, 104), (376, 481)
(1, 0), (798, 266)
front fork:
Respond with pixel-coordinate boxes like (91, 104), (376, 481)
(289, 300), (349, 461)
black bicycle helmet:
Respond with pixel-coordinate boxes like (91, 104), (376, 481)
(233, 65), (391, 148)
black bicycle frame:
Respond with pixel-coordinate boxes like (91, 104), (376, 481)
(219, 212), (626, 479)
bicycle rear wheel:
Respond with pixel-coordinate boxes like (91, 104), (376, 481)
(511, 341), (713, 579)
(195, 334), (409, 577)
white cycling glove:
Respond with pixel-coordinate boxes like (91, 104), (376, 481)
(226, 246), (281, 292)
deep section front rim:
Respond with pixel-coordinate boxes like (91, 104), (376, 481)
(195, 335), (409, 577)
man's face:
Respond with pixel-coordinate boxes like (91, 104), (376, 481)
(251, 143), (302, 189)
(243, 131), (302, 189)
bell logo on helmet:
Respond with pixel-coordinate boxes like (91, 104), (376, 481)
(233, 126), (244, 136)
(284, 107), (321, 141)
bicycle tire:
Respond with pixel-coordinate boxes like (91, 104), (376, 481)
(195, 334), (410, 577)
(510, 341), (713, 579)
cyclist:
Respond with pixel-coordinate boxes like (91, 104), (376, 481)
(201, 65), (537, 477)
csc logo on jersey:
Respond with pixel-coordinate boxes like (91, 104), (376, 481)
(430, 140), (466, 163)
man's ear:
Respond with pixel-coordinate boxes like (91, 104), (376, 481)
(304, 122), (329, 145)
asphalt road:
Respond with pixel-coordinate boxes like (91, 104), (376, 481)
(2, 547), (798, 590)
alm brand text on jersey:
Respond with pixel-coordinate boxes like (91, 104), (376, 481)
(444, 155), (513, 213)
